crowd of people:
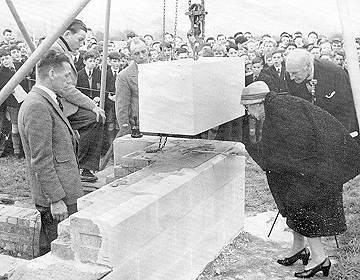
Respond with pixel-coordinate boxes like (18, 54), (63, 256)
(1, 19), (360, 279)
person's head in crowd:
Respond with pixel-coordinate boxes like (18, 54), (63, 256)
(16, 41), (29, 57)
(159, 42), (173, 60)
(244, 32), (252, 40)
(285, 48), (314, 84)
(143, 34), (154, 46)
(285, 42), (297, 55)
(82, 50), (97, 72)
(246, 39), (258, 52)
(234, 32), (243, 39)
(262, 38), (277, 55)
(278, 42), (287, 50)
(239, 53), (249, 61)
(320, 52), (332, 62)
(237, 45), (247, 56)
(206, 37), (215, 47)
(174, 36), (184, 48)
(261, 34), (272, 42)
(235, 36), (248, 50)
(126, 31), (136, 40)
(36, 50), (73, 93)
(245, 60), (252, 75)
(226, 43), (238, 57)
(212, 43), (226, 57)
(271, 49), (284, 69)
(294, 36), (305, 48)
(280, 32), (291, 45)
(227, 37), (236, 45)
(355, 38), (360, 49)
(217, 34), (227, 45)
(149, 48), (159, 62)
(2, 29), (13, 44)
(164, 32), (174, 44)
(180, 44), (189, 51)
(108, 51), (124, 71)
(293, 31), (302, 38)
(200, 45), (214, 57)
(9, 44), (22, 63)
(307, 31), (318, 45)
(308, 45), (321, 59)
(62, 19), (87, 52)
(333, 50), (345, 68)
(151, 41), (162, 53)
(176, 47), (189, 59)
(128, 37), (148, 64)
(319, 38), (332, 54)
(251, 57), (264, 77)
(331, 38), (342, 51)
(264, 53), (273, 67)
(0, 48), (14, 68)
(87, 42), (98, 51)
(248, 51), (259, 61)
(108, 41), (116, 52)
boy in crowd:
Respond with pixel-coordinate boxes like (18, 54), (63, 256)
(76, 50), (101, 100)
(212, 43), (226, 57)
(0, 48), (29, 157)
(9, 44), (24, 63)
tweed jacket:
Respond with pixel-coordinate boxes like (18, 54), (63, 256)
(286, 59), (357, 132)
(50, 37), (96, 117)
(18, 86), (84, 207)
(115, 61), (139, 127)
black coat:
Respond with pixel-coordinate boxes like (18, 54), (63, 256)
(261, 62), (287, 93)
(246, 92), (360, 237)
(76, 67), (101, 99)
(286, 59), (357, 132)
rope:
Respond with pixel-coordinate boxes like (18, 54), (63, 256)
(174, 0), (179, 40)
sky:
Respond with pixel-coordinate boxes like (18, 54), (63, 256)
(0, 0), (360, 40)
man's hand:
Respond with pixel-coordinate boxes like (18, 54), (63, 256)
(50, 200), (68, 221)
(92, 106), (106, 124)
(108, 93), (116, 102)
(226, 143), (247, 156)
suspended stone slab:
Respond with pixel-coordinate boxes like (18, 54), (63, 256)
(139, 57), (245, 135)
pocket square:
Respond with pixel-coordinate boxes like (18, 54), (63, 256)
(325, 91), (336, 98)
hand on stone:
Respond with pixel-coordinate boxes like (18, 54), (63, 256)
(50, 200), (68, 221)
(226, 144), (246, 156)
(108, 93), (116, 102)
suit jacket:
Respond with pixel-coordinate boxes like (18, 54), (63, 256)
(286, 59), (357, 132)
(50, 37), (96, 117)
(261, 63), (287, 93)
(245, 71), (271, 87)
(18, 86), (83, 207)
(74, 52), (85, 72)
(115, 61), (139, 127)
(76, 67), (101, 99)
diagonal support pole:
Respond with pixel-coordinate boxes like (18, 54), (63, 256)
(0, 0), (92, 107)
(5, 0), (36, 52)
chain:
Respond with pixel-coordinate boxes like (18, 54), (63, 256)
(174, 0), (179, 39)
(162, 0), (166, 46)
(188, 0), (192, 8)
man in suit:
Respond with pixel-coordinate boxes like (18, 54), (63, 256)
(18, 51), (84, 255)
(50, 19), (105, 182)
(285, 48), (358, 134)
(260, 49), (287, 93)
(115, 37), (149, 136)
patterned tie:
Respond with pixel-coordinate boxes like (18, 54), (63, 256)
(88, 70), (92, 79)
(56, 96), (63, 111)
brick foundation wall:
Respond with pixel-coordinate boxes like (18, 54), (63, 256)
(0, 205), (40, 259)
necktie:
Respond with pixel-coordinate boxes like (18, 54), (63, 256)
(9, 66), (16, 73)
(276, 67), (281, 76)
(88, 70), (92, 79)
(113, 70), (117, 78)
(56, 96), (63, 111)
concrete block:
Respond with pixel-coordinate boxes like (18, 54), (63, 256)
(0, 255), (28, 279)
(113, 135), (158, 165)
(139, 57), (245, 135)
(9, 254), (111, 280)
(51, 238), (75, 261)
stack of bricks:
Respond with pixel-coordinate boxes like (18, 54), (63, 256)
(0, 205), (40, 259)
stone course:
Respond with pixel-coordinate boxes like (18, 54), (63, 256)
(0, 205), (40, 259)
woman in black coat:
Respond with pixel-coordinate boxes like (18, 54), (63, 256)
(230, 81), (360, 278)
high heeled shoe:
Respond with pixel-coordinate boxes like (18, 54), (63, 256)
(277, 248), (310, 266)
(294, 258), (331, 278)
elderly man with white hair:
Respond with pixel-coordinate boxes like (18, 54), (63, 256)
(229, 81), (360, 278)
(285, 48), (358, 135)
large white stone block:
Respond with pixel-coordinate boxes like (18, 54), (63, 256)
(139, 57), (245, 135)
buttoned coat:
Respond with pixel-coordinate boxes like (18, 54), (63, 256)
(115, 61), (139, 127)
(18, 86), (84, 207)
(76, 67), (101, 99)
(50, 38), (96, 117)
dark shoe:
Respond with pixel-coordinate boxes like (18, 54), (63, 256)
(81, 169), (98, 182)
(294, 258), (331, 278)
(277, 248), (310, 266)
